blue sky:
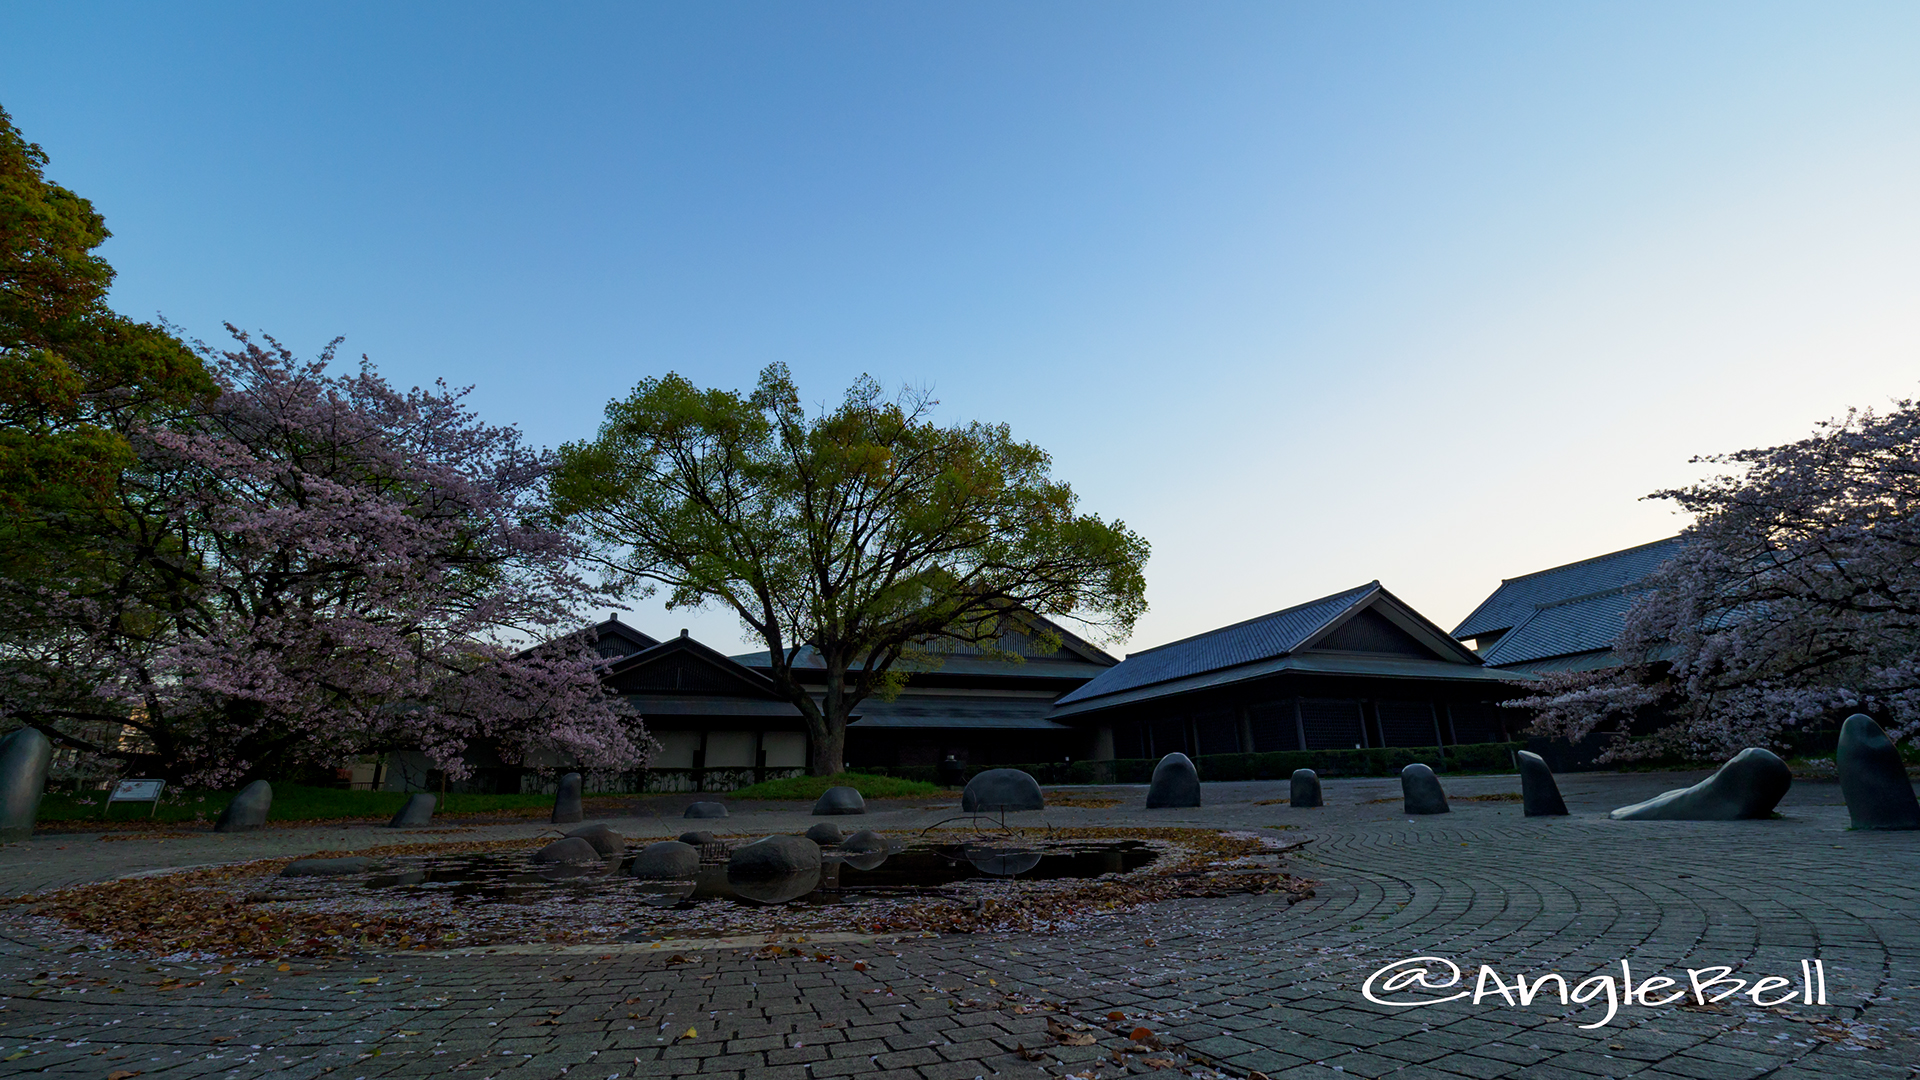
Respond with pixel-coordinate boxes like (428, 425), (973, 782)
(6, 2), (1920, 654)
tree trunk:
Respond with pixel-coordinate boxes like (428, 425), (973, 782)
(809, 720), (845, 776)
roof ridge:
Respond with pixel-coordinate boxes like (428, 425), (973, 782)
(1122, 581), (1380, 659)
(1492, 536), (1682, 586)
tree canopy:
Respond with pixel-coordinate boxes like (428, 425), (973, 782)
(1520, 398), (1920, 759)
(554, 364), (1149, 774)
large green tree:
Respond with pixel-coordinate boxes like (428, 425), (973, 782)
(554, 365), (1150, 775)
(0, 104), (212, 529)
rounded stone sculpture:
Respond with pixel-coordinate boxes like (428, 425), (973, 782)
(1608, 747), (1792, 821)
(629, 840), (701, 879)
(1289, 768), (1322, 808)
(841, 829), (886, 851)
(805, 822), (844, 845)
(532, 836), (602, 863)
(1836, 714), (1920, 830)
(811, 786), (866, 816)
(1146, 753), (1202, 809)
(964, 844), (1044, 876)
(961, 768), (1044, 813)
(550, 772), (584, 824)
(215, 780), (274, 833)
(728, 834), (822, 877)
(1400, 764), (1450, 815)
(684, 801), (729, 819)
(1517, 751), (1569, 817)
(282, 856), (376, 877)
(0, 727), (53, 843)
(677, 829), (718, 846)
(565, 823), (625, 856)
(387, 793), (436, 828)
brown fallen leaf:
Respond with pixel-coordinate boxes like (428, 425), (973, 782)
(1107, 1010), (1126, 1022)
(1142, 1058), (1176, 1069)
(109, 1072), (143, 1080)
(1047, 1019), (1098, 1046)
(1014, 1044), (1050, 1061)
(1129, 1026), (1154, 1043)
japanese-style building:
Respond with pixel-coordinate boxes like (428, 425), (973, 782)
(1451, 537), (1683, 673)
(1047, 582), (1528, 757)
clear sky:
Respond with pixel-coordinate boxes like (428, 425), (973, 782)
(6, 2), (1920, 656)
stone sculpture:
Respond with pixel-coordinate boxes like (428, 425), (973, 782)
(532, 836), (601, 863)
(1400, 764), (1449, 815)
(805, 822), (844, 845)
(839, 829), (889, 870)
(388, 793), (436, 828)
(282, 856), (376, 877)
(629, 840), (701, 879)
(1146, 753), (1202, 809)
(677, 829), (718, 846)
(550, 772), (583, 824)
(215, 780), (273, 832)
(684, 801), (728, 819)
(565, 823), (625, 856)
(728, 834), (822, 877)
(1835, 714), (1920, 830)
(1289, 768), (1322, 809)
(961, 768), (1044, 813)
(1608, 747), (1792, 821)
(1517, 751), (1569, 817)
(0, 728), (53, 843)
(811, 786), (866, 816)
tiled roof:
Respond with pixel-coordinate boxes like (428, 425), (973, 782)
(1054, 583), (1381, 707)
(849, 695), (1070, 730)
(1451, 537), (1683, 641)
(1479, 589), (1642, 667)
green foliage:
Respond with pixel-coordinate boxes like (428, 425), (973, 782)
(555, 364), (1149, 775)
(721, 771), (943, 801)
(33, 784), (572, 824)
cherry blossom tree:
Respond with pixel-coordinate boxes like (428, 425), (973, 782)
(1520, 399), (1920, 760)
(0, 331), (645, 784)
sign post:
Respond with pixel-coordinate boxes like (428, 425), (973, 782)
(105, 779), (166, 819)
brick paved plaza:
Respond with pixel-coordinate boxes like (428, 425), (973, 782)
(2, 772), (1916, 1080)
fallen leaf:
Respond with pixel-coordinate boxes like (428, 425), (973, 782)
(1130, 1027), (1154, 1043)
(108, 1072), (143, 1080)
(853, 961), (866, 971)
(355, 977), (379, 984)
(1014, 1045), (1049, 1061)
(1143, 1058), (1175, 1069)
(682, 1027), (698, 1040)
(1107, 1011), (1125, 1022)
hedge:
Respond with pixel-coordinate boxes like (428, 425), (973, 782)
(849, 741), (1527, 786)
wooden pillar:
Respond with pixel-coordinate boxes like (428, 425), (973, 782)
(1430, 702), (1447, 762)
(1292, 698), (1307, 752)
(1238, 707), (1255, 754)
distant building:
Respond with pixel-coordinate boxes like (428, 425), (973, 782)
(1451, 537), (1684, 673)
(1049, 582), (1527, 757)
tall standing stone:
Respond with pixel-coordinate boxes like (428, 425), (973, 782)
(1401, 764), (1449, 815)
(1517, 751), (1569, 817)
(215, 780), (273, 832)
(1146, 752), (1201, 809)
(0, 728), (53, 843)
(551, 772), (583, 824)
(1289, 768), (1322, 808)
(1836, 714), (1920, 831)
(388, 793), (436, 828)
(1608, 747), (1792, 821)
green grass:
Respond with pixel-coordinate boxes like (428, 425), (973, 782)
(724, 772), (943, 801)
(34, 784), (571, 826)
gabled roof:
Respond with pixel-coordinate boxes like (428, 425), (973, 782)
(1052, 582), (1491, 713)
(603, 631), (786, 700)
(1451, 537), (1683, 641)
(587, 616), (660, 660)
(1478, 587), (1654, 669)
(730, 609), (1117, 680)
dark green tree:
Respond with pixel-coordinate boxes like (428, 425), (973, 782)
(554, 364), (1150, 775)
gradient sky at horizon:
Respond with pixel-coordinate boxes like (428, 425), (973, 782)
(6, 1), (1920, 656)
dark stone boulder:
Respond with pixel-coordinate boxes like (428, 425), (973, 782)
(805, 822), (844, 845)
(551, 772), (583, 824)
(961, 768), (1044, 813)
(565, 823), (625, 856)
(726, 868), (820, 904)
(684, 801), (729, 819)
(282, 856), (376, 878)
(811, 786), (866, 816)
(215, 780), (274, 833)
(532, 836), (602, 864)
(1146, 753), (1202, 809)
(0, 728), (53, 843)
(728, 834), (822, 878)
(629, 840), (701, 879)
(387, 793), (436, 828)
(677, 830), (718, 846)
(1400, 764), (1449, 815)
(1608, 747), (1792, 821)
(1289, 768), (1322, 809)
(1517, 751), (1569, 817)
(1836, 714), (1920, 831)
